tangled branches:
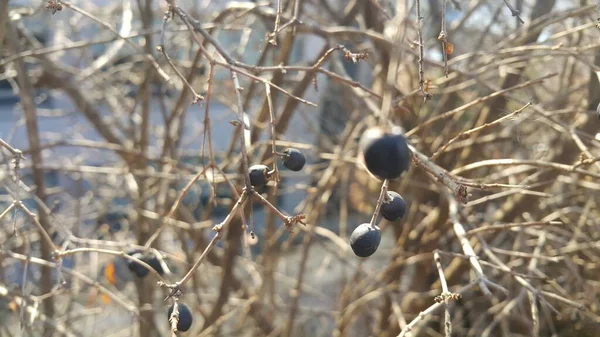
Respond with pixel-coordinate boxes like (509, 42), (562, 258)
(0, 1), (599, 336)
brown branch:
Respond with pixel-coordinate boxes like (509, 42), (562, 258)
(502, 0), (525, 24)
(409, 145), (469, 203)
(415, 0), (431, 100)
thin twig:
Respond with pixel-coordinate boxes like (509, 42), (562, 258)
(158, 45), (204, 102)
(415, 0), (431, 100)
(201, 64), (219, 206)
(447, 195), (493, 297)
(438, 0), (449, 77)
(230, 70), (253, 191)
(265, 83), (280, 186)
(267, 0), (282, 45)
(0, 202), (15, 222)
(369, 179), (389, 228)
(0, 137), (24, 158)
(15, 202), (59, 257)
(397, 281), (478, 337)
(433, 250), (454, 337)
(502, 0), (525, 24)
(252, 191), (306, 231)
(169, 301), (180, 335)
(156, 11), (204, 105)
(431, 102), (532, 160)
(466, 221), (562, 236)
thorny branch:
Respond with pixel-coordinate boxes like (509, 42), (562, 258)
(502, 0), (525, 24)
(415, 0), (432, 100)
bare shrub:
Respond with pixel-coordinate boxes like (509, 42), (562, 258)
(1, 0), (599, 336)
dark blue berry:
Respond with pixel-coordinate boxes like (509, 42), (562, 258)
(146, 254), (165, 275)
(349, 223), (381, 257)
(126, 250), (149, 278)
(248, 164), (270, 187)
(168, 303), (193, 332)
(381, 191), (407, 221)
(282, 148), (306, 171)
(359, 127), (411, 180)
(126, 250), (165, 278)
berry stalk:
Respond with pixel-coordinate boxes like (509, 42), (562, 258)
(369, 179), (389, 228)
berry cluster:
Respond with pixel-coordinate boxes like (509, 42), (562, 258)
(248, 148), (306, 188)
(350, 126), (410, 258)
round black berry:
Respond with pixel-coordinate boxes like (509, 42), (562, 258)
(248, 164), (270, 187)
(282, 148), (306, 171)
(168, 303), (193, 332)
(359, 127), (411, 180)
(126, 250), (150, 278)
(380, 191), (407, 221)
(126, 250), (165, 278)
(349, 223), (382, 257)
(146, 254), (165, 275)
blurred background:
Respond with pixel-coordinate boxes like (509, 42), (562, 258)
(1, 0), (600, 336)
